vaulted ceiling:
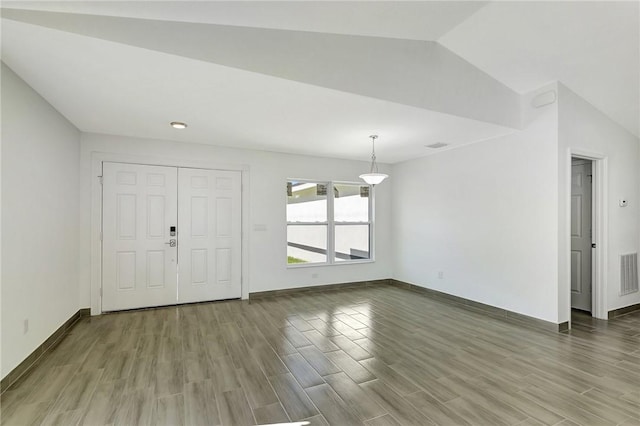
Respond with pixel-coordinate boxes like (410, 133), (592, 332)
(2, 1), (638, 163)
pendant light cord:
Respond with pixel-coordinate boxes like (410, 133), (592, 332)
(370, 135), (378, 173)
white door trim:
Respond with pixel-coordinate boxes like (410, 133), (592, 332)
(566, 149), (608, 321)
(90, 151), (250, 315)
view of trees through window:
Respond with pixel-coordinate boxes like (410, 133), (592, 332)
(286, 181), (371, 265)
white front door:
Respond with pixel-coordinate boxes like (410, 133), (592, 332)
(102, 162), (178, 311)
(570, 160), (592, 312)
(102, 163), (242, 311)
(178, 168), (242, 303)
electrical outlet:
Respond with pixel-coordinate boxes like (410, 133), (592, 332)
(438, 271), (444, 279)
(23, 319), (29, 334)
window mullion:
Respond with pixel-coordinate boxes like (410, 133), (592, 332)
(327, 181), (335, 264)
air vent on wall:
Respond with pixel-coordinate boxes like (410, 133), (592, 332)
(620, 253), (639, 295)
(531, 90), (557, 108)
(425, 142), (449, 149)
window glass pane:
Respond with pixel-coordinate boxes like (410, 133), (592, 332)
(287, 225), (327, 264)
(335, 224), (370, 262)
(287, 181), (327, 222)
(334, 184), (369, 222)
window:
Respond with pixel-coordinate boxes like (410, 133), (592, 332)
(287, 180), (372, 265)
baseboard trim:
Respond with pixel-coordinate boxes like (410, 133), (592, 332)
(389, 279), (568, 333)
(608, 303), (640, 319)
(1, 308), (90, 393)
(249, 279), (391, 299)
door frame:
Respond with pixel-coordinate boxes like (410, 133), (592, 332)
(565, 149), (608, 321)
(90, 151), (250, 315)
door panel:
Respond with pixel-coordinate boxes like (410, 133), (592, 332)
(178, 168), (242, 303)
(103, 163), (241, 311)
(570, 161), (592, 312)
(102, 162), (178, 311)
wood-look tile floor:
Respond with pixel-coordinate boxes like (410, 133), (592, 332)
(2, 286), (639, 425)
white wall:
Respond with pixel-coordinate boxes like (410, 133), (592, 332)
(79, 133), (392, 310)
(1, 64), (81, 379)
(558, 83), (640, 320)
(0, 65), (3, 381)
(391, 85), (560, 323)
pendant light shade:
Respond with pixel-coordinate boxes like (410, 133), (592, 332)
(359, 135), (388, 185)
(359, 172), (388, 185)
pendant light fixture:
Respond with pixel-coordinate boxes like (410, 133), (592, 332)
(359, 135), (388, 185)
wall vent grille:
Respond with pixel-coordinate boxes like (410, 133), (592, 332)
(425, 143), (449, 149)
(620, 253), (639, 295)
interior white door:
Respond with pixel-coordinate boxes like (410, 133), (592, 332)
(102, 162), (178, 311)
(570, 160), (592, 312)
(178, 168), (242, 303)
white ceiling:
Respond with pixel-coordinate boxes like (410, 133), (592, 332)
(439, 1), (640, 138)
(1, 1), (638, 163)
(0, 1), (488, 41)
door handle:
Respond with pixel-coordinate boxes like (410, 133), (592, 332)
(165, 239), (177, 247)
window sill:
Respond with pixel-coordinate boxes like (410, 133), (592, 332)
(287, 259), (375, 269)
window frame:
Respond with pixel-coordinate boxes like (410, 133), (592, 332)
(286, 179), (374, 268)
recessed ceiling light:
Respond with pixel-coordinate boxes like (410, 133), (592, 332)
(170, 121), (187, 129)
